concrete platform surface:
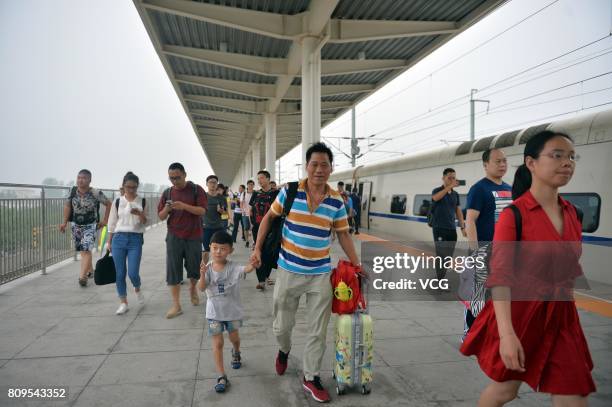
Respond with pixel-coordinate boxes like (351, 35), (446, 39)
(0, 225), (610, 406)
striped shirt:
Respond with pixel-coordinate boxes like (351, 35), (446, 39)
(270, 179), (349, 275)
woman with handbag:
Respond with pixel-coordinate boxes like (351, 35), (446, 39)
(107, 172), (147, 315)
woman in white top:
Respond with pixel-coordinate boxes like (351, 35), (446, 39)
(107, 172), (147, 315)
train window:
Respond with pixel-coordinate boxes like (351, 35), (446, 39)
(559, 193), (601, 233)
(390, 194), (407, 214)
(413, 194), (468, 217)
(519, 123), (550, 144)
(413, 194), (431, 216)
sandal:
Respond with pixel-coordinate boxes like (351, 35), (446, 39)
(231, 349), (241, 369)
(78, 277), (87, 287)
(214, 375), (229, 393)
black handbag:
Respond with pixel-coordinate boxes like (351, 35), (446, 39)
(94, 250), (116, 285)
(261, 182), (299, 269)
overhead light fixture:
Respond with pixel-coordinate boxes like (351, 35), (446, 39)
(219, 42), (228, 52)
(358, 51), (366, 60)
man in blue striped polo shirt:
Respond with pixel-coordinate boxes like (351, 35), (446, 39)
(251, 142), (360, 403)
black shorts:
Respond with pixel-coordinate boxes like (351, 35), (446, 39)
(165, 233), (201, 285)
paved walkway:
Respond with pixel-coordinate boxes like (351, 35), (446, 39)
(0, 225), (610, 406)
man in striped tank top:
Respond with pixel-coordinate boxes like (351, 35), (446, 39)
(251, 142), (360, 403)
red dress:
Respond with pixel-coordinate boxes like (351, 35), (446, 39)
(460, 191), (596, 395)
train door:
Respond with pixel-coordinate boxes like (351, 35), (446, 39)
(359, 181), (372, 230)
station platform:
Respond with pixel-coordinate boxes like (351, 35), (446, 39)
(0, 225), (610, 406)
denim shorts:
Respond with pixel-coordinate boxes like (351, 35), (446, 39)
(241, 215), (251, 231)
(207, 319), (242, 336)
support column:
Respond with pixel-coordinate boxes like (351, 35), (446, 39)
(265, 113), (277, 181)
(246, 150), (252, 180)
(301, 36), (321, 168)
(252, 139), (260, 177)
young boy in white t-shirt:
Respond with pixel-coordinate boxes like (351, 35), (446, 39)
(198, 230), (254, 393)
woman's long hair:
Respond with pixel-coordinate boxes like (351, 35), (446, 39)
(122, 171), (139, 186)
(511, 130), (573, 200)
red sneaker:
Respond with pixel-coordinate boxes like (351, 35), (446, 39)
(303, 376), (330, 403)
(275, 350), (289, 375)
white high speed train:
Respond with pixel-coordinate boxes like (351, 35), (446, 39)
(330, 109), (612, 285)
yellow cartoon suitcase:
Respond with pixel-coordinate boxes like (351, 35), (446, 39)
(333, 312), (373, 395)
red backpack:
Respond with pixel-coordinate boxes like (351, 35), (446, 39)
(331, 260), (366, 314)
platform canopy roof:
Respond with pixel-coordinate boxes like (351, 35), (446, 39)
(134, 0), (506, 182)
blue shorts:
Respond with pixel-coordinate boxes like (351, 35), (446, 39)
(207, 319), (242, 336)
(241, 215), (251, 231)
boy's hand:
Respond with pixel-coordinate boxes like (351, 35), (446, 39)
(197, 277), (205, 292)
(243, 263), (254, 273)
(250, 249), (262, 268)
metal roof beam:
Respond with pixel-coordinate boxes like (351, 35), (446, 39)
(177, 75), (276, 98)
(184, 95), (299, 114)
(141, 0), (304, 40)
(266, 0), (339, 112)
(197, 120), (299, 133)
(163, 45), (287, 76)
(190, 110), (261, 124)
(178, 74), (373, 99)
(284, 84), (374, 99)
(148, 2), (457, 44)
(200, 130), (252, 138)
(165, 44), (405, 77)
(321, 59), (406, 76)
(278, 114), (335, 124)
(201, 129), (298, 139)
(195, 121), (259, 133)
(328, 19), (458, 43)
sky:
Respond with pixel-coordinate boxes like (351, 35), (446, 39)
(1, 0), (611, 189)
(0, 0), (212, 190)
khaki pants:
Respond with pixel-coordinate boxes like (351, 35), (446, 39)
(272, 267), (332, 381)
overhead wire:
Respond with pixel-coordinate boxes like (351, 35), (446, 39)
(354, 0), (562, 119)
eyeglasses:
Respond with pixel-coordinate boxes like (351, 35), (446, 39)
(169, 176), (182, 181)
(541, 151), (579, 163)
(124, 185), (138, 190)
(207, 180), (218, 184)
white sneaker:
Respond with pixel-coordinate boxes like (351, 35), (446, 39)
(136, 290), (145, 305)
(116, 303), (129, 315)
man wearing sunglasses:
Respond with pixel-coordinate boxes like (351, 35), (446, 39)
(158, 163), (207, 319)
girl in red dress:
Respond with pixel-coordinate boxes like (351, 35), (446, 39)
(460, 130), (595, 406)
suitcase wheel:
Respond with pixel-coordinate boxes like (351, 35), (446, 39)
(336, 384), (346, 396)
(361, 384), (371, 395)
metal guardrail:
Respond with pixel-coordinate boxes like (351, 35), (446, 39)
(0, 183), (163, 285)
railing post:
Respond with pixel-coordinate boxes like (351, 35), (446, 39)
(41, 187), (47, 275)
